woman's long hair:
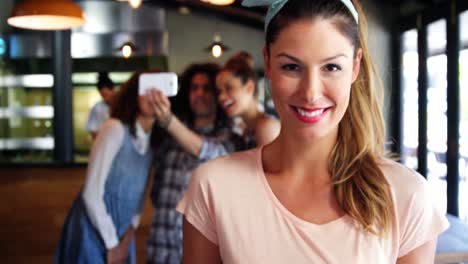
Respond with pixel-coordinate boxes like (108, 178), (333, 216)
(110, 71), (141, 137)
(266, 0), (392, 236)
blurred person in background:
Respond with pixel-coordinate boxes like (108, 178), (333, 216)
(149, 55), (280, 154)
(146, 57), (279, 264)
(146, 62), (245, 264)
(86, 71), (115, 140)
(56, 71), (157, 264)
(226, 50), (255, 69)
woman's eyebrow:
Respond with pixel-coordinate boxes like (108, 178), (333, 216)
(275, 53), (301, 63)
(320, 54), (347, 63)
(275, 53), (347, 63)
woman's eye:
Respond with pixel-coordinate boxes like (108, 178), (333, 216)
(281, 64), (300, 72)
(323, 64), (342, 72)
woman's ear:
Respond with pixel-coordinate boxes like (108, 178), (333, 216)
(263, 47), (271, 79)
(246, 79), (256, 96)
(352, 48), (363, 83)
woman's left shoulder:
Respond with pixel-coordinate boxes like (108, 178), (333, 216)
(377, 158), (428, 198)
(378, 159), (449, 258)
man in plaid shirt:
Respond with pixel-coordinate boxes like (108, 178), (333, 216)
(147, 63), (244, 263)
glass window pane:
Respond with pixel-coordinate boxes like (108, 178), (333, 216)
(402, 29), (419, 170)
(0, 72), (54, 163)
(427, 19), (447, 214)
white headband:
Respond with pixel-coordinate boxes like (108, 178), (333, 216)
(242, 0), (359, 31)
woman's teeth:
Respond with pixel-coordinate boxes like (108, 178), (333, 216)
(296, 107), (324, 117)
(223, 100), (234, 108)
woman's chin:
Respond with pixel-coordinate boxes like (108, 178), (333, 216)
(224, 107), (238, 118)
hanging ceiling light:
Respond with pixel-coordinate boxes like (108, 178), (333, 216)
(117, 41), (138, 59)
(200, 0), (236, 5)
(128, 0), (142, 9)
(204, 34), (229, 58)
(115, 0), (143, 9)
(7, 0), (85, 31)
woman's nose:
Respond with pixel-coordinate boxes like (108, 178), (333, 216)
(218, 90), (227, 102)
(299, 70), (323, 103)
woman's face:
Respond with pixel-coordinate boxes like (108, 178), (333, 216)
(263, 18), (362, 141)
(216, 70), (255, 118)
(99, 87), (114, 105)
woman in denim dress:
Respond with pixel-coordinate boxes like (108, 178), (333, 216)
(55, 71), (157, 264)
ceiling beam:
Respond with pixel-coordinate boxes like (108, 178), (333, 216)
(147, 0), (264, 30)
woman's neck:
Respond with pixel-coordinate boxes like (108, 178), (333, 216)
(194, 114), (216, 130)
(137, 115), (155, 133)
(240, 100), (261, 132)
(264, 130), (338, 184)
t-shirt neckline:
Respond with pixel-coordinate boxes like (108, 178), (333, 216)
(255, 146), (350, 230)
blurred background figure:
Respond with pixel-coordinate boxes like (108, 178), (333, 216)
(55, 71), (157, 264)
(86, 72), (116, 140)
(147, 62), (244, 264)
(216, 57), (280, 147)
(226, 50), (255, 69)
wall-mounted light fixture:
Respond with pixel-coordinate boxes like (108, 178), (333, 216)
(201, 0), (236, 6)
(117, 41), (138, 59)
(7, 0), (85, 30)
(204, 34), (229, 58)
(178, 6), (191, 15)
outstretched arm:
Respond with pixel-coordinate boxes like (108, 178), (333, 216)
(82, 119), (124, 250)
(147, 89), (239, 159)
(147, 89), (205, 156)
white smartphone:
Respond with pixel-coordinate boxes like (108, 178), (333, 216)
(139, 72), (178, 97)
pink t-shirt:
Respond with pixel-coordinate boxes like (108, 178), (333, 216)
(176, 148), (449, 263)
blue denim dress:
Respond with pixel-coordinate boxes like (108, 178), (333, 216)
(55, 126), (153, 264)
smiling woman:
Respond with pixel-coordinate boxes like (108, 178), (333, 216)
(176, 0), (449, 263)
(265, 19), (361, 141)
(216, 58), (280, 147)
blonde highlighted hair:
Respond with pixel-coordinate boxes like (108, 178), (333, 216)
(266, 0), (392, 236)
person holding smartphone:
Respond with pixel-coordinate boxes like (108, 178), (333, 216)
(146, 63), (245, 264)
(148, 55), (280, 158)
(55, 71), (157, 264)
(145, 58), (280, 264)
